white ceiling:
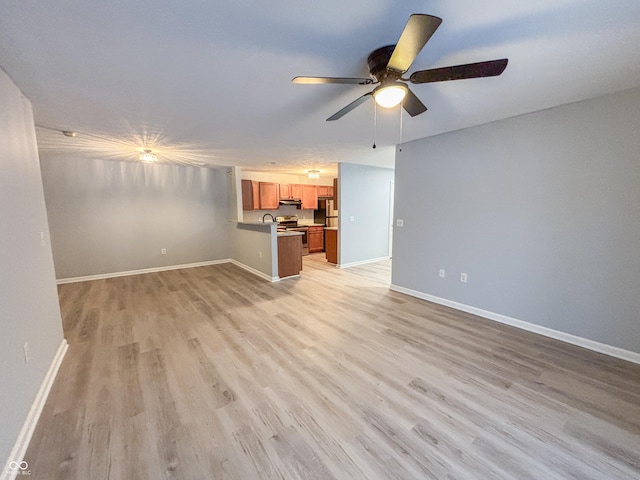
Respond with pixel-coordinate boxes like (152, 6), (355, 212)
(2, 1), (640, 176)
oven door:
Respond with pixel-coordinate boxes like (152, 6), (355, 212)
(288, 227), (309, 256)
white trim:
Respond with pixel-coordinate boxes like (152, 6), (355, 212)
(56, 259), (233, 284)
(56, 259), (280, 285)
(277, 274), (300, 281)
(2, 340), (68, 480)
(390, 284), (640, 366)
(338, 256), (390, 269)
(228, 260), (279, 283)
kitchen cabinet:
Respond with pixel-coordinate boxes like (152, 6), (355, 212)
(325, 228), (338, 264)
(242, 180), (279, 210)
(291, 184), (303, 200)
(259, 182), (279, 209)
(317, 185), (334, 198)
(301, 184), (318, 210)
(241, 180), (260, 210)
(308, 225), (324, 253)
(278, 233), (303, 278)
(279, 184), (303, 200)
(333, 178), (338, 209)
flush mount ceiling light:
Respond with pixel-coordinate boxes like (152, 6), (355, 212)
(373, 83), (407, 108)
(139, 149), (157, 163)
(307, 169), (320, 179)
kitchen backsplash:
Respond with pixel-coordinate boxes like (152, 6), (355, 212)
(242, 205), (315, 223)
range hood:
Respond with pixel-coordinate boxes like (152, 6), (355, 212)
(279, 199), (302, 206)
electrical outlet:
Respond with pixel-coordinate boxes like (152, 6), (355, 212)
(396, 219), (404, 227)
(460, 272), (468, 283)
(349, 216), (355, 222)
(439, 269), (445, 278)
(23, 342), (30, 363)
(161, 248), (167, 255)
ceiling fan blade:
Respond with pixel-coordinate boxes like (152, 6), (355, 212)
(292, 76), (374, 85)
(409, 58), (509, 84)
(326, 92), (373, 121)
(387, 14), (443, 74)
(402, 88), (427, 117)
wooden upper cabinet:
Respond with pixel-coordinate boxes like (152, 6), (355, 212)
(241, 180), (279, 210)
(290, 184), (303, 200)
(333, 177), (338, 209)
(279, 184), (290, 199)
(301, 184), (318, 210)
(241, 179), (260, 210)
(259, 182), (280, 209)
(317, 185), (329, 197)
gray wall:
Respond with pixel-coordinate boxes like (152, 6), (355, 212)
(339, 163), (394, 266)
(392, 86), (640, 354)
(0, 69), (65, 467)
(40, 155), (233, 279)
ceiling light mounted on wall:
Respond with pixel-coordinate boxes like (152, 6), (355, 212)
(307, 170), (320, 179)
(139, 149), (157, 163)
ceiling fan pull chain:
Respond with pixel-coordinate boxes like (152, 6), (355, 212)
(372, 101), (377, 149)
(399, 104), (403, 152)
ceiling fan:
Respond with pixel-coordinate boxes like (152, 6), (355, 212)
(292, 14), (508, 121)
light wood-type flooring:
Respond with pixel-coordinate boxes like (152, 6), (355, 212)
(26, 254), (640, 479)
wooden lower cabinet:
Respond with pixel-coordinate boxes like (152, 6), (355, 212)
(308, 225), (324, 253)
(277, 234), (302, 278)
(325, 228), (337, 264)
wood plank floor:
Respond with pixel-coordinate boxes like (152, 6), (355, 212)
(25, 254), (640, 479)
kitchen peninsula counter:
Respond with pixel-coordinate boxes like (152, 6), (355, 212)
(277, 232), (303, 278)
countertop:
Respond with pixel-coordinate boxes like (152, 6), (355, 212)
(324, 227), (338, 231)
(277, 231), (304, 237)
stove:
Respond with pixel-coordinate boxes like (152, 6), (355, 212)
(276, 216), (309, 255)
(275, 215), (299, 229)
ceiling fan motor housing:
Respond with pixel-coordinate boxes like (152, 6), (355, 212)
(367, 45), (400, 82)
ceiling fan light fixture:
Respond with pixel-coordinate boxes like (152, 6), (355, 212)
(307, 169), (320, 179)
(139, 149), (157, 163)
(373, 84), (407, 108)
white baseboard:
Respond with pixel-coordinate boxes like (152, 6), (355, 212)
(56, 258), (280, 285)
(1, 339), (68, 480)
(390, 284), (640, 366)
(339, 256), (390, 269)
(229, 259), (279, 283)
(56, 259), (233, 284)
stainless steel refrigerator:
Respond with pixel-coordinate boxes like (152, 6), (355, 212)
(314, 199), (338, 227)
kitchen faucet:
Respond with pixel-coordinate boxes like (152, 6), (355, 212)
(262, 213), (275, 223)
